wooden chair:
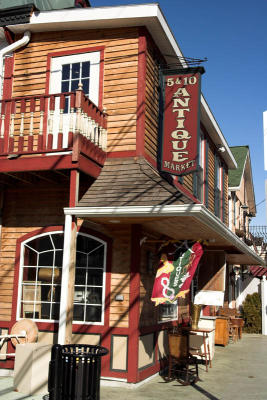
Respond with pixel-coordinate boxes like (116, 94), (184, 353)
(228, 319), (239, 343)
(168, 331), (199, 385)
(229, 317), (244, 341)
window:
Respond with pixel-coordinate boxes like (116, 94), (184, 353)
(214, 155), (221, 217)
(17, 231), (106, 324)
(49, 51), (101, 147)
(158, 302), (178, 322)
(193, 134), (204, 201)
(50, 52), (100, 106)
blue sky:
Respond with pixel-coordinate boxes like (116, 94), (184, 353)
(91, 0), (267, 225)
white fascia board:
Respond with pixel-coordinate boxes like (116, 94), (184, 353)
(8, 4), (160, 33)
(9, 3), (235, 169)
(64, 204), (263, 265)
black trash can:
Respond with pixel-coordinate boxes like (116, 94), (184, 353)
(48, 344), (109, 400)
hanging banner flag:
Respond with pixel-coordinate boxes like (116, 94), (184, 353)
(151, 241), (203, 306)
(159, 67), (205, 176)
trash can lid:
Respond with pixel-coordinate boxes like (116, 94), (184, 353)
(61, 344), (109, 357)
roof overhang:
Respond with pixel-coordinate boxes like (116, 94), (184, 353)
(3, 3), (236, 169)
(65, 203), (264, 265)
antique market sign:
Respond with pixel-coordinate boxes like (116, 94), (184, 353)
(159, 67), (205, 176)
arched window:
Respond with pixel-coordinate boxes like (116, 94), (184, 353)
(17, 231), (106, 324)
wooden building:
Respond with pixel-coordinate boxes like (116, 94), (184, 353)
(0, 1), (264, 384)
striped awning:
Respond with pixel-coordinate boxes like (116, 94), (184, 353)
(250, 265), (267, 278)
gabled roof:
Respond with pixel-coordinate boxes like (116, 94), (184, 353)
(78, 157), (193, 208)
(229, 145), (256, 214)
(228, 146), (248, 188)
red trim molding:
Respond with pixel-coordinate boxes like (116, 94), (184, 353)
(2, 56), (14, 100)
(172, 176), (200, 204)
(3, 27), (15, 44)
(107, 151), (136, 159)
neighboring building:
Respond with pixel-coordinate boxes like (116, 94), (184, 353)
(0, 1), (264, 384)
(227, 145), (257, 309)
(228, 146), (256, 235)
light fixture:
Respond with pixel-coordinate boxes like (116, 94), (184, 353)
(217, 145), (225, 153)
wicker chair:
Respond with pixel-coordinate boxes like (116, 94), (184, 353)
(168, 331), (199, 385)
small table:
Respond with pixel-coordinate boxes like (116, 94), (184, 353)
(183, 327), (214, 372)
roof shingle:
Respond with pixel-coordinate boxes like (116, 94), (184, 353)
(78, 157), (193, 207)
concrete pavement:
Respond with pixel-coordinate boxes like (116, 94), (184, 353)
(0, 333), (266, 399)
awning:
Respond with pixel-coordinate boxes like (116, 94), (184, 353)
(250, 266), (267, 278)
(64, 157), (265, 266)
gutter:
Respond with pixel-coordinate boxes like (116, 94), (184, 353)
(0, 30), (31, 246)
(0, 30), (31, 96)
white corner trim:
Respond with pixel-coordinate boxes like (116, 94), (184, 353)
(58, 213), (72, 345)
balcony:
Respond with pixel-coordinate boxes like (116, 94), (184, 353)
(0, 87), (107, 177)
(235, 226), (267, 263)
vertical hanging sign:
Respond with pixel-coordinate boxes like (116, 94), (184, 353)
(159, 67), (205, 176)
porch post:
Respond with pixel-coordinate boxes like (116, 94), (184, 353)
(58, 170), (79, 344)
(58, 213), (77, 344)
(261, 276), (267, 335)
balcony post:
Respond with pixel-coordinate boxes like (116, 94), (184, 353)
(38, 97), (45, 150)
(28, 97), (35, 151)
(18, 99), (26, 152)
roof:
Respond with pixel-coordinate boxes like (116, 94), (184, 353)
(0, 3), (236, 170)
(0, 4), (35, 27)
(228, 146), (248, 188)
(78, 157), (193, 208)
(250, 265), (267, 278)
(0, 0), (90, 11)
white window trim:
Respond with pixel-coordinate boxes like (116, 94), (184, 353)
(16, 230), (107, 325)
(50, 51), (100, 106)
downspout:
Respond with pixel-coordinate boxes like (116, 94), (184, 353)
(0, 30), (31, 247)
(0, 30), (31, 98)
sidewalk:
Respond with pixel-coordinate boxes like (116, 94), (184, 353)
(0, 334), (266, 399)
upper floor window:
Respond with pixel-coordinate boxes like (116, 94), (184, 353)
(49, 51), (101, 148)
(50, 52), (100, 106)
(193, 134), (204, 201)
(214, 155), (222, 217)
(17, 231), (106, 324)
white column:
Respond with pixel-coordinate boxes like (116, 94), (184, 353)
(58, 214), (72, 345)
(235, 276), (242, 309)
(261, 275), (267, 335)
